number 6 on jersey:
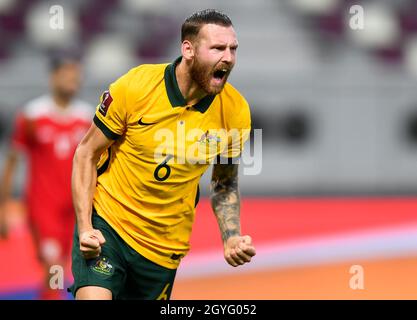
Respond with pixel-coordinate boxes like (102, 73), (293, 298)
(154, 155), (173, 181)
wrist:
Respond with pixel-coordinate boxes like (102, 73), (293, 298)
(77, 221), (94, 234)
(223, 233), (241, 246)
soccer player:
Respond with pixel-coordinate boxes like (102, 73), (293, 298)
(70, 9), (256, 300)
(0, 54), (93, 299)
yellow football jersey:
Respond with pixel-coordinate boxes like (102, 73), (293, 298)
(93, 57), (251, 269)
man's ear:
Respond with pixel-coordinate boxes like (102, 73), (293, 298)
(181, 40), (195, 60)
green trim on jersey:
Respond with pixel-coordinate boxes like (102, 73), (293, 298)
(94, 115), (121, 140)
(164, 56), (216, 113)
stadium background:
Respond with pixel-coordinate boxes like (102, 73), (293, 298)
(1, 0), (417, 299)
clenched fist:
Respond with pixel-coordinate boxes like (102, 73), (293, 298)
(224, 235), (256, 267)
(79, 229), (106, 259)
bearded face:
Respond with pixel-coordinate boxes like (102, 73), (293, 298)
(51, 63), (82, 100)
(189, 54), (232, 95)
(187, 24), (237, 95)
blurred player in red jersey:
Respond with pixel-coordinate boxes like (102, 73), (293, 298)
(0, 53), (93, 299)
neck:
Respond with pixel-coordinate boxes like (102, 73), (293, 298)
(52, 93), (71, 109)
(175, 60), (206, 106)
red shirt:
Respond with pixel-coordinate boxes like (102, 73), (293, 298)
(12, 95), (93, 217)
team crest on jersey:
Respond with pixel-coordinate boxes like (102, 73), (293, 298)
(198, 130), (221, 145)
(90, 256), (114, 276)
(99, 90), (113, 116)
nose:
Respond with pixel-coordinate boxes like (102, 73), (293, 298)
(222, 47), (234, 64)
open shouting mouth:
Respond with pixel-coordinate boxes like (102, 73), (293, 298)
(212, 68), (229, 86)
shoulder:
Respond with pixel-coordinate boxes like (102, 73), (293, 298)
(221, 83), (250, 113)
(120, 63), (168, 88)
(111, 63), (168, 99)
(219, 83), (251, 128)
(70, 99), (95, 122)
(127, 62), (168, 77)
(22, 95), (53, 119)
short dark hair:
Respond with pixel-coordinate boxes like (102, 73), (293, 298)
(48, 50), (81, 72)
(181, 9), (233, 42)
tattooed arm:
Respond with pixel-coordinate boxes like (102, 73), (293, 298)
(210, 163), (256, 267)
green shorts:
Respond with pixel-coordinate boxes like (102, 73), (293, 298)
(68, 210), (177, 300)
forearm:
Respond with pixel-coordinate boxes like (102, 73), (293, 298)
(0, 151), (18, 205)
(211, 188), (241, 243)
(0, 151), (18, 235)
(0, 167), (12, 227)
(210, 164), (241, 243)
(210, 164), (255, 266)
(72, 146), (99, 233)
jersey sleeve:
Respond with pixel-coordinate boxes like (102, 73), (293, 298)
(219, 97), (251, 160)
(93, 72), (130, 140)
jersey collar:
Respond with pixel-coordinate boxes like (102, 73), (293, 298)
(164, 56), (215, 113)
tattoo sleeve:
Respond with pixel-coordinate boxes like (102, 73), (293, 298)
(210, 163), (241, 243)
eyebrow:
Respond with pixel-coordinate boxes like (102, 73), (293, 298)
(211, 42), (239, 48)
